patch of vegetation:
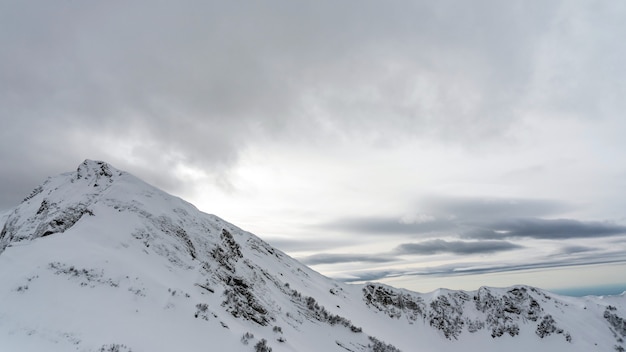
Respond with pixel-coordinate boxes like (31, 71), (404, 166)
(48, 262), (118, 288)
(287, 289), (362, 332)
(368, 336), (402, 352)
(241, 332), (254, 345)
(535, 314), (570, 342)
(97, 343), (133, 352)
(254, 339), (272, 352)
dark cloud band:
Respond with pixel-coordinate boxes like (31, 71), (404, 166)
(395, 239), (522, 255)
(299, 253), (396, 265)
(466, 218), (626, 240)
(297, 239), (522, 266)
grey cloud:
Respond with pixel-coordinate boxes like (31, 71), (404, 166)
(322, 196), (625, 243)
(466, 218), (626, 240)
(296, 239), (523, 265)
(418, 196), (572, 222)
(555, 245), (597, 256)
(2, 1), (625, 217)
(321, 196), (572, 236)
(0, 1), (586, 208)
(299, 253), (396, 266)
(340, 270), (401, 283)
(395, 239), (522, 255)
(321, 216), (456, 236)
(265, 238), (354, 253)
(526, 1), (626, 121)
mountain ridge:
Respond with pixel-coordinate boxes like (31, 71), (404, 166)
(0, 160), (624, 351)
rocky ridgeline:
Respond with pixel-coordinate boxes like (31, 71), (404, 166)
(363, 284), (572, 341)
(0, 160), (120, 253)
(74, 159), (119, 187)
(605, 305), (626, 351)
(211, 229), (272, 326)
(1, 199), (94, 249)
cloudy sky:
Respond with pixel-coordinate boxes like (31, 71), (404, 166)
(2, 0), (626, 295)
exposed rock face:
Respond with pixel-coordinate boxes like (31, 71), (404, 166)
(0, 160), (117, 252)
(363, 283), (573, 341)
(0, 160), (624, 352)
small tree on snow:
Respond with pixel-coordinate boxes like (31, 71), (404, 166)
(254, 338), (272, 352)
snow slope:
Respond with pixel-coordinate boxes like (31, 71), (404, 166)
(0, 208), (9, 228)
(0, 160), (624, 352)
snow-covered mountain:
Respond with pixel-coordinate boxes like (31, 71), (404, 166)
(0, 160), (624, 352)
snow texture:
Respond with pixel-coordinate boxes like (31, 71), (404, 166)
(0, 160), (624, 352)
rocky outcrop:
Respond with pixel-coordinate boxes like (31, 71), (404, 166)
(363, 284), (573, 342)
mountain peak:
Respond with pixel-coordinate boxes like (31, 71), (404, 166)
(0, 160), (128, 252)
(75, 159), (122, 186)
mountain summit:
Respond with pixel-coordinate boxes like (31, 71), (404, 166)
(1, 160), (624, 352)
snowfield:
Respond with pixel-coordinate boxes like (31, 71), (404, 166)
(0, 160), (624, 352)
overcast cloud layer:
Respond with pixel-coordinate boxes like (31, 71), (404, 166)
(2, 0), (625, 293)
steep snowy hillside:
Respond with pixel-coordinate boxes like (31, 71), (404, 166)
(0, 160), (624, 352)
(0, 209), (9, 232)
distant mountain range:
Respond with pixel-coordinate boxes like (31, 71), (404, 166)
(1, 160), (624, 351)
